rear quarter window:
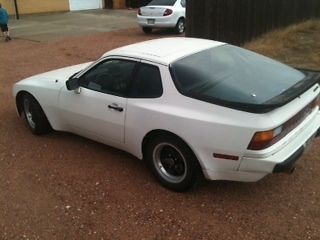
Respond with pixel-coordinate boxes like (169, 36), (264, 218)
(129, 63), (163, 98)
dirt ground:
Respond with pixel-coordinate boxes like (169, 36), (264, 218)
(0, 26), (320, 240)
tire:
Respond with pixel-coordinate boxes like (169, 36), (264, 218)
(142, 27), (152, 34)
(145, 135), (199, 192)
(21, 93), (51, 135)
(175, 18), (185, 34)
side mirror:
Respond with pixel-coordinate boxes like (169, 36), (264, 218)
(66, 77), (80, 91)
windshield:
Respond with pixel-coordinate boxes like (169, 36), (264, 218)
(170, 45), (307, 112)
(148, 0), (177, 6)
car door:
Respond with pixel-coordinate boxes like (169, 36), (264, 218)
(59, 58), (137, 144)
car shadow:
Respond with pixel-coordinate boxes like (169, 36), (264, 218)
(143, 28), (185, 36)
(33, 130), (298, 201)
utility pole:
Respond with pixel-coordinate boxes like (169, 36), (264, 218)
(13, 0), (19, 19)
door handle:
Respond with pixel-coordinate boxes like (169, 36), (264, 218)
(108, 104), (123, 112)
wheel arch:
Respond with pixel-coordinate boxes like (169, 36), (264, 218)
(177, 16), (185, 22)
(176, 16), (185, 25)
(16, 90), (32, 115)
(141, 129), (203, 173)
(15, 90), (53, 129)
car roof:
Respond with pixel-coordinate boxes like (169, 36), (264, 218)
(103, 37), (226, 65)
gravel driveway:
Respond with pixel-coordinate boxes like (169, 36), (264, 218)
(0, 28), (319, 240)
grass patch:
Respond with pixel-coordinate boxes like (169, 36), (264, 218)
(244, 19), (320, 70)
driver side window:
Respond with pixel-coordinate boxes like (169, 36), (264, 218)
(79, 59), (136, 97)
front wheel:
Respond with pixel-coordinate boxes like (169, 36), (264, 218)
(145, 135), (199, 192)
(21, 93), (51, 135)
(175, 18), (185, 34)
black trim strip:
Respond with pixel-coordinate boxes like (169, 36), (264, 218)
(273, 146), (304, 173)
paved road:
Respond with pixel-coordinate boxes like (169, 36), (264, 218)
(9, 9), (138, 42)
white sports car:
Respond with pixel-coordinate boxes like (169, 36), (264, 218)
(13, 38), (320, 191)
(137, 0), (186, 34)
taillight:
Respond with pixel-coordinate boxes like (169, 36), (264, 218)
(248, 97), (318, 150)
(163, 9), (173, 16)
(248, 126), (283, 150)
(138, 8), (142, 15)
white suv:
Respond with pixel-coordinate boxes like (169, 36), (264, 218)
(137, 0), (186, 34)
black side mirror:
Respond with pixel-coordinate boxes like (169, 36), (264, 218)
(66, 77), (80, 91)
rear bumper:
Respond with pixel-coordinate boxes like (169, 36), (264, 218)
(201, 110), (320, 182)
(272, 146), (304, 173)
(236, 109), (320, 179)
(137, 15), (178, 28)
(201, 106), (320, 182)
(203, 127), (319, 182)
(273, 127), (320, 173)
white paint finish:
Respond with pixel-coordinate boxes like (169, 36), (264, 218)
(137, 0), (186, 29)
(105, 37), (225, 65)
(13, 37), (320, 183)
(69, 0), (102, 11)
(59, 87), (126, 144)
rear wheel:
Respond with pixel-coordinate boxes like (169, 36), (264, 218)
(175, 18), (185, 34)
(145, 135), (199, 192)
(21, 93), (51, 135)
(142, 27), (152, 34)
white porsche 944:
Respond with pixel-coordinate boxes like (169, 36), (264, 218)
(13, 38), (320, 191)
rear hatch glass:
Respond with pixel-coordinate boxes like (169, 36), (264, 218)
(170, 45), (318, 113)
(148, 0), (176, 6)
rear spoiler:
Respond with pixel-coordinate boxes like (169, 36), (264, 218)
(296, 68), (320, 83)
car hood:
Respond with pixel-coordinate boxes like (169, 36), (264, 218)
(30, 62), (93, 82)
(13, 62), (93, 97)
